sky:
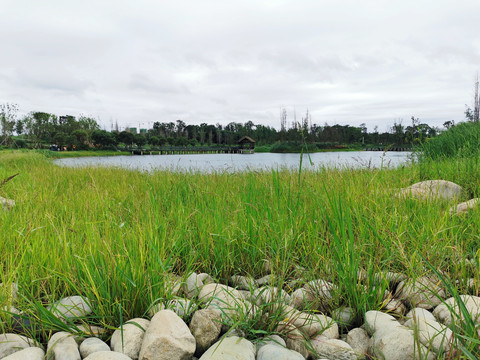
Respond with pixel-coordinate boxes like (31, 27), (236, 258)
(1, 0), (479, 132)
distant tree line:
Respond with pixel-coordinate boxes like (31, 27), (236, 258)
(0, 103), (462, 151)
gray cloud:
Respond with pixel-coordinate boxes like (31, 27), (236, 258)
(1, 0), (479, 130)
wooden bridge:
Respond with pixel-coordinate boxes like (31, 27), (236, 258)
(123, 146), (254, 155)
(365, 146), (412, 152)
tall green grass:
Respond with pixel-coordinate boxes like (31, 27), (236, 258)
(0, 150), (479, 356)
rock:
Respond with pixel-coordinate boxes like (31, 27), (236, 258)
(395, 277), (446, 309)
(1, 347), (45, 360)
(77, 325), (106, 338)
(331, 307), (355, 328)
(346, 328), (369, 358)
(189, 309), (223, 355)
(282, 326), (309, 359)
(198, 283), (247, 322)
(397, 180), (463, 201)
(253, 286), (290, 306)
(450, 198), (480, 215)
(404, 318), (453, 355)
(197, 273), (214, 285)
(0, 196), (15, 209)
(229, 275), (256, 291)
(373, 272), (407, 287)
(198, 336), (255, 360)
(84, 352), (133, 360)
(404, 308), (436, 323)
(0, 334), (38, 358)
(365, 311), (434, 360)
(310, 336), (357, 360)
(257, 342), (304, 360)
(139, 310), (195, 360)
(148, 298), (192, 318)
(164, 274), (182, 296)
(256, 275), (273, 286)
(111, 318), (150, 360)
(80, 337), (110, 358)
(261, 259), (272, 274)
(382, 298), (406, 316)
(256, 335), (286, 351)
(303, 279), (336, 311)
(47, 331), (81, 360)
(290, 288), (321, 311)
(184, 272), (204, 298)
(433, 295), (480, 325)
(279, 305), (339, 339)
(48, 295), (92, 319)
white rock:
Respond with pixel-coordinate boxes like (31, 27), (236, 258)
(197, 273), (214, 284)
(111, 318), (150, 360)
(198, 336), (255, 360)
(282, 326), (309, 359)
(331, 307), (355, 328)
(290, 288), (320, 311)
(0, 334), (38, 358)
(47, 331), (81, 360)
(346, 328), (369, 358)
(148, 298), (192, 318)
(198, 283), (247, 321)
(405, 308), (436, 323)
(382, 298), (406, 316)
(365, 311), (434, 360)
(303, 279), (336, 311)
(1, 347), (44, 360)
(280, 305), (338, 339)
(48, 295), (92, 319)
(84, 351), (132, 360)
(80, 337), (110, 358)
(139, 310), (195, 360)
(404, 318), (453, 355)
(184, 272), (204, 298)
(253, 286), (290, 306)
(397, 180), (463, 201)
(229, 275), (256, 290)
(257, 343), (305, 360)
(0, 196), (15, 209)
(256, 335), (286, 351)
(255, 274), (274, 286)
(310, 336), (358, 360)
(395, 277), (446, 309)
(77, 325), (106, 338)
(189, 309), (223, 355)
(433, 295), (480, 325)
(449, 198), (479, 215)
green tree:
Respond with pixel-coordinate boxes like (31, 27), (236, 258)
(0, 103), (18, 146)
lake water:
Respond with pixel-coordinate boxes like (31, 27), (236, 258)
(54, 151), (413, 172)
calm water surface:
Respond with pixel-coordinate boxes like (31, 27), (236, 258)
(54, 151), (413, 172)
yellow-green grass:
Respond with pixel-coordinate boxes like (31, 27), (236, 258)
(0, 150), (479, 346)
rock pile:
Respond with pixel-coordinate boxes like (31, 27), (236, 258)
(2, 266), (480, 360)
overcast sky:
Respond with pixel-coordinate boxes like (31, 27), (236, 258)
(1, 0), (479, 132)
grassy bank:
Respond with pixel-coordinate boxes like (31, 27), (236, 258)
(0, 150), (479, 352)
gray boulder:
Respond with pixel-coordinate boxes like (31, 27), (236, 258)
(433, 295), (480, 325)
(0, 333), (39, 358)
(0, 196), (15, 210)
(1, 347), (45, 360)
(198, 336), (255, 360)
(139, 310), (195, 360)
(395, 277), (446, 309)
(189, 309), (223, 355)
(310, 336), (358, 360)
(47, 331), (81, 360)
(80, 337), (110, 358)
(397, 180), (463, 201)
(84, 352), (132, 360)
(111, 318), (150, 360)
(450, 198), (479, 215)
(48, 295), (92, 320)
